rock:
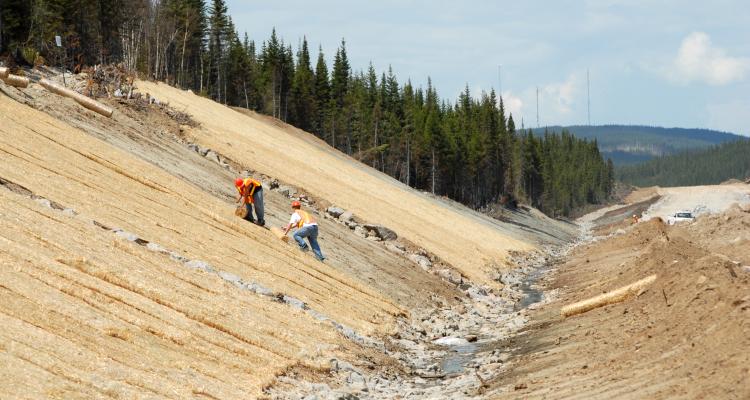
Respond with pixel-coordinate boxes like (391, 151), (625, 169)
(185, 260), (213, 273)
(465, 334), (478, 342)
(363, 224), (398, 241)
(204, 150), (220, 163)
(437, 268), (462, 285)
(34, 198), (52, 208)
(354, 225), (368, 238)
(386, 243), (406, 255)
(330, 358), (357, 372)
(146, 242), (169, 254)
(268, 179), (280, 189)
(187, 143), (200, 153)
(327, 206), (345, 218)
(278, 185), (297, 197)
(408, 254), (432, 269)
(114, 229), (140, 242)
(433, 337), (468, 346)
(218, 271), (242, 285)
(346, 221), (358, 229)
(347, 372), (367, 391)
(339, 211), (354, 222)
(282, 295), (307, 310)
(366, 234), (382, 242)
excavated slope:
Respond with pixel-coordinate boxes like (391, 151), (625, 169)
(0, 93), (405, 397)
(136, 81), (534, 285)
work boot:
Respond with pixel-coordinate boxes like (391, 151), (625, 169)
(256, 220), (265, 227)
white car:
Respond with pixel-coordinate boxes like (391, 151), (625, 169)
(667, 211), (695, 225)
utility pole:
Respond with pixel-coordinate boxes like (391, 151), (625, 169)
(536, 87), (540, 128)
(587, 69), (591, 126)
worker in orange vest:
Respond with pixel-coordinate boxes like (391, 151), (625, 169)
(283, 200), (325, 261)
(235, 177), (265, 226)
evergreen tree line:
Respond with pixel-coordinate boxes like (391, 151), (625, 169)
(617, 139), (750, 187)
(0, 0), (613, 216)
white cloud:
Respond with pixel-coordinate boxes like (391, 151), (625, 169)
(501, 91), (523, 118)
(542, 74), (580, 116)
(669, 32), (749, 85)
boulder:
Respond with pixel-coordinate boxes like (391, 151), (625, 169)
(363, 224), (397, 241)
(278, 185), (297, 197)
(339, 211), (354, 222)
(408, 254), (432, 269)
(386, 243), (406, 255)
(354, 225), (368, 238)
(204, 150), (220, 164)
(437, 268), (462, 285)
(327, 206), (345, 218)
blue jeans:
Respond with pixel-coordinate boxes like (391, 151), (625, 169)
(244, 188), (265, 225)
(293, 225), (325, 261)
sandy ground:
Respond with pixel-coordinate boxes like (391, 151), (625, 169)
(135, 81), (538, 286)
(485, 191), (750, 399)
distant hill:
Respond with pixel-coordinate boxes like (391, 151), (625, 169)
(616, 139), (750, 187)
(530, 125), (744, 165)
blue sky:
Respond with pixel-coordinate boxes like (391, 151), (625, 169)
(226, 0), (750, 136)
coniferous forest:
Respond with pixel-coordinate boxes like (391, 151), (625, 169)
(0, 0), (613, 216)
(617, 139), (750, 187)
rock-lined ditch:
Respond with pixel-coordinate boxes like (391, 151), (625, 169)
(264, 244), (576, 399)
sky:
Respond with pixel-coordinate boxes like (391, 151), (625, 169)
(226, 0), (750, 136)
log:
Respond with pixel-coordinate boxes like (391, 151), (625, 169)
(270, 227), (290, 243)
(561, 274), (657, 318)
(39, 78), (113, 118)
(0, 67), (9, 79)
(2, 74), (29, 88)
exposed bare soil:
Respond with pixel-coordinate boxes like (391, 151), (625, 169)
(486, 195), (750, 399)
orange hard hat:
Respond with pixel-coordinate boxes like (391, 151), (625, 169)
(235, 178), (244, 187)
(291, 200), (301, 208)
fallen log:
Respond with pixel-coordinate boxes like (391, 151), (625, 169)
(0, 67), (9, 79)
(39, 78), (113, 118)
(561, 274), (657, 318)
(2, 74), (29, 88)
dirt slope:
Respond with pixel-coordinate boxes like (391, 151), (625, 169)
(136, 81), (534, 285)
(487, 204), (750, 399)
(0, 187), (349, 398)
(0, 72), (575, 399)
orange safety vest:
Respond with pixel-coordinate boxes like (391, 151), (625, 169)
(294, 210), (316, 228)
(237, 178), (262, 203)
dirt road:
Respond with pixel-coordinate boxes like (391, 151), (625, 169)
(640, 184), (750, 220)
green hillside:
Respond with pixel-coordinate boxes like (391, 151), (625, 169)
(531, 125), (743, 165)
(616, 139), (750, 187)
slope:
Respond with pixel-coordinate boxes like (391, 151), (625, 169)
(137, 81), (535, 286)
